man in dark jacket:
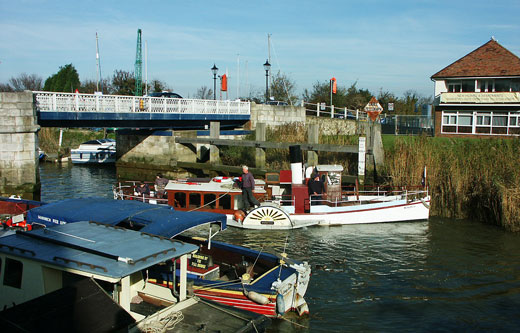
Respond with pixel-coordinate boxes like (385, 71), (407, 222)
(241, 165), (260, 211)
(308, 173), (325, 203)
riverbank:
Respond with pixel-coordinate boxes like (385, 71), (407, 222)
(39, 128), (115, 158)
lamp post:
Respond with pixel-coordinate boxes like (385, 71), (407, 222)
(211, 64), (218, 100)
(263, 59), (271, 102)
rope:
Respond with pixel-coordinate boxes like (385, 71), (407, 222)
(140, 310), (184, 333)
(278, 315), (309, 329)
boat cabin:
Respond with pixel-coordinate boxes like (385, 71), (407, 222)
(0, 222), (198, 321)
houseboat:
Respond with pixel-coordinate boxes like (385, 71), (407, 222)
(0, 221), (273, 331)
(70, 138), (116, 164)
(3, 197), (311, 317)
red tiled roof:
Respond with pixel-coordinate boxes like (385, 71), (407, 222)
(431, 39), (520, 79)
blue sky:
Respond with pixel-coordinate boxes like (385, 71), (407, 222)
(1, 0), (519, 99)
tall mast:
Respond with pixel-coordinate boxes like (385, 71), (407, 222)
(96, 32), (102, 92)
(267, 33), (271, 98)
(237, 53), (240, 99)
(145, 40), (148, 96)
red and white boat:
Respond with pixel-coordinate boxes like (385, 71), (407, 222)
(113, 165), (430, 230)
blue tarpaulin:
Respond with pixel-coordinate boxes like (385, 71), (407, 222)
(26, 197), (226, 238)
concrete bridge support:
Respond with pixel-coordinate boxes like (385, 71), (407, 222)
(0, 92), (40, 199)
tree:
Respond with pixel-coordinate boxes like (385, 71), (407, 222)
(111, 70), (135, 95)
(345, 82), (372, 110)
(302, 80), (348, 108)
(0, 83), (14, 92)
(149, 79), (169, 94)
(195, 86), (213, 99)
(8, 73), (43, 91)
(43, 64), (80, 92)
(270, 71), (298, 105)
(80, 78), (111, 94)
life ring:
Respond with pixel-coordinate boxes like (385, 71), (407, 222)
(211, 176), (232, 183)
(233, 210), (246, 223)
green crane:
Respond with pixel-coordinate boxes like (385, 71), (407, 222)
(134, 28), (143, 96)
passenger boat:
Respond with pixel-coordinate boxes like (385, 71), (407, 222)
(113, 164), (430, 230)
(0, 221), (270, 332)
(70, 138), (116, 164)
(1, 197), (311, 317)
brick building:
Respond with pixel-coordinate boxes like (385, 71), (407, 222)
(431, 38), (520, 137)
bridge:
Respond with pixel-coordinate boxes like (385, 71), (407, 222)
(35, 92), (251, 129)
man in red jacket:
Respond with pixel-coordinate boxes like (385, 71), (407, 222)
(241, 165), (260, 211)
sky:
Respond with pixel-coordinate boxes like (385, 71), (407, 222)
(1, 0), (519, 100)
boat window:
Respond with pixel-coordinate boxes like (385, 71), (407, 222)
(204, 193), (216, 209)
(189, 193), (201, 209)
(3, 258), (23, 289)
(174, 192), (186, 208)
(219, 194), (231, 210)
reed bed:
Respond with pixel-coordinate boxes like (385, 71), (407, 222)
(382, 136), (520, 231)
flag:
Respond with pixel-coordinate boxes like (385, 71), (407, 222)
(221, 74), (227, 91)
(331, 77), (337, 94)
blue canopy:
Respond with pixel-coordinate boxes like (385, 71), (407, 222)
(26, 197), (226, 238)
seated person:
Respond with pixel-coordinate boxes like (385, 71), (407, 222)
(135, 182), (150, 196)
(308, 173), (324, 202)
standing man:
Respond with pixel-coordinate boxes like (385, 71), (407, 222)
(241, 165), (260, 211)
(154, 173), (169, 199)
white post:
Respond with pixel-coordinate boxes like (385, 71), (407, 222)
(179, 254), (188, 301)
(331, 105), (334, 118)
(119, 276), (131, 312)
(356, 109), (359, 120)
(344, 107), (347, 118)
(316, 103), (320, 117)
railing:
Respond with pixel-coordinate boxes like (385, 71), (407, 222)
(380, 114), (434, 136)
(34, 91), (250, 115)
(112, 181), (168, 205)
(303, 102), (368, 120)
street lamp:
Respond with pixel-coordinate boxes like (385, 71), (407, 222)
(263, 59), (271, 102)
(211, 64), (218, 100)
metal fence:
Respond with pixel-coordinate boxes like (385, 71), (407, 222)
(303, 102), (434, 135)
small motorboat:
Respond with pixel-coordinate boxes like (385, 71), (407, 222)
(70, 138), (116, 164)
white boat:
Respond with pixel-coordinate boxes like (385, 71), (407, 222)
(70, 138), (116, 164)
(113, 164), (430, 230)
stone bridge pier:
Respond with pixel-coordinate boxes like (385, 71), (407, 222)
(0, 92), (40, 199)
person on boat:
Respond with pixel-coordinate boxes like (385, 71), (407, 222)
(154, 173), (169, 199)
(241, 165), (260, 211)
(136, 182), (150, 197)
(308, 172), (324, 203)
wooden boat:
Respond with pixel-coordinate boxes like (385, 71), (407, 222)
(0, 221), (270, 332)
(1, 197), (311, 317)
(70, 138), (116, 164)
(113, 164), (430, 230)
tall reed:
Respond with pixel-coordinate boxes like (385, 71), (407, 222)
(383, 136), (520, 231)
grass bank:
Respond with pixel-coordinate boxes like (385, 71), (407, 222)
(382, 135), (520, 232)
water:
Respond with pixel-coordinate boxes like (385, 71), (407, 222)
(40, 163), (520, 332)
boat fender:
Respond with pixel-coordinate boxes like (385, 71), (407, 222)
(244, 289), (270, 305)
(233, 210), (246, 223)
(276, 293), (285, 316)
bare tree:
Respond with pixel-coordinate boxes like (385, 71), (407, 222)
(270, 71), (298, 105)
(9, 73), (43, 91)
(0, 83), (14, 92)
(194, 86), (213, 99)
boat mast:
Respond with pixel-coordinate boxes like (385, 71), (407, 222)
(96, 32), (102, 93)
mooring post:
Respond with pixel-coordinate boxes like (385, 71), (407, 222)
(210, 121), (220, 164)
(255, 122), (266, 169)
(307, 123), (319, 167)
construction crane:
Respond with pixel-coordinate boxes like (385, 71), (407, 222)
(134, 28), (143, 96)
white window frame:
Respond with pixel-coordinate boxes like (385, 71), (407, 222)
(441, 111), (520, 136)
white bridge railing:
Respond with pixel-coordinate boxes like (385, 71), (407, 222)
(34, 92), (250, 115)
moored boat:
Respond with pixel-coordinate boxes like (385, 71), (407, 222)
(0, 221), (271, 332)
(70, 138), (116, 164)
(113, 163), (430, 229)
(2, 197), (311, 317)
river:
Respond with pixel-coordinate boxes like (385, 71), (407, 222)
(40, 163), (520, 332)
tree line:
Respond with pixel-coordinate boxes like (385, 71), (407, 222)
(0, 64), (432, 114)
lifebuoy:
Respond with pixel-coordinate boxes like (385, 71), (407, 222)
(212, 176), (232, 183)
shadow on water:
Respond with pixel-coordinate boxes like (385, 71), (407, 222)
(39, 164), (520, 332)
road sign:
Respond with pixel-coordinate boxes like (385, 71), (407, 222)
(388, 103), (394, 111)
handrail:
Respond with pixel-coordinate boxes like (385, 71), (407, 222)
(34, 91), (250, 115)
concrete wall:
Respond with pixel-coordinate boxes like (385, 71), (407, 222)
(248, 103), (306, 128)
(0, 91), (40, 199)
(116, 130), (197, 180)
(306, 116), (359, 136)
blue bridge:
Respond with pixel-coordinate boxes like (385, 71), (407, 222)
(35, 92), (251, 129)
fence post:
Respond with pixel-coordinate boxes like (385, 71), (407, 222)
(356, 109), (359, 120)
(307, 123), (319, 166)
(210, 121), (220, 164)
(344, 107), (347, 118)
(395, 115), (398, 135)
(331, 105), (334, 118)
(316, 103), (320, 117)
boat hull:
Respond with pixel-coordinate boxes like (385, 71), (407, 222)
(70, 150), (116, 164)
